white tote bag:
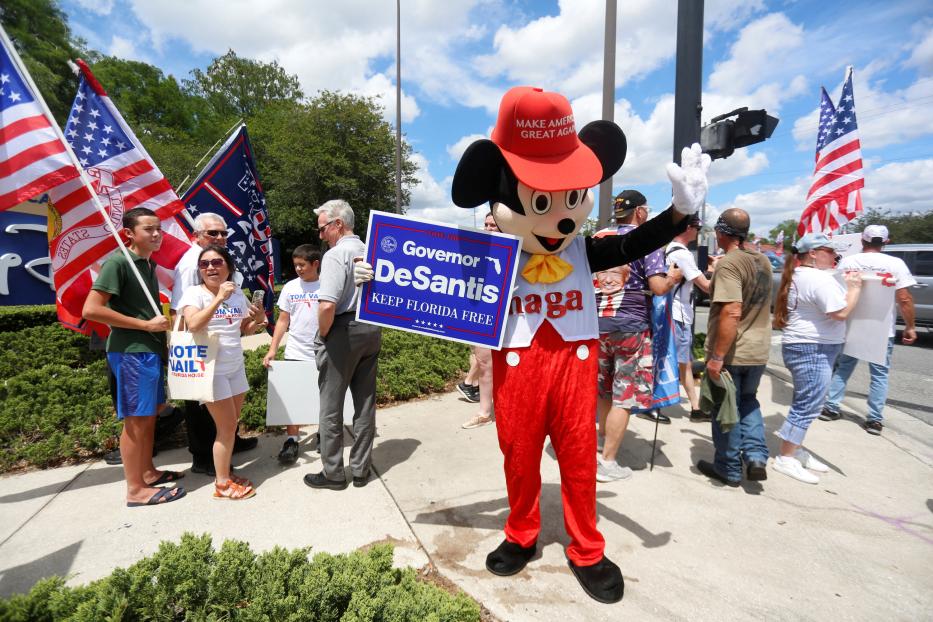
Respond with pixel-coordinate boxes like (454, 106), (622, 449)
(167, 315), (219, 402)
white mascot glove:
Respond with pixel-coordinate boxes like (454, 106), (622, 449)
(353, 257), (374, 286)
(666, 143), (712, 215)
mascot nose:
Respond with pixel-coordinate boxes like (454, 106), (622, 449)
(557, 218), (576, 235)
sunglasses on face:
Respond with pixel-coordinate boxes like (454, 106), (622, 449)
(198, 258), (226, 269)
(201, 229), (228, 238)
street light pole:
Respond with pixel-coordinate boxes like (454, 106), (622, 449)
(395, 0), (402, 213)
(597, 0), (617, 230)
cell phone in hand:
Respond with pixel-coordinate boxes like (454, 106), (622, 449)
(251, 289), (265, 308)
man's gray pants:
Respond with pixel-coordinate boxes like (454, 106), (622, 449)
(316, 315), (382, 481)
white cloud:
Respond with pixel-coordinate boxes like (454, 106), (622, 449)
(906, 27), (933, 74)
(446, 133), (488, 162)
(108, 35), (144, 63)
(75, 0), (113, 15)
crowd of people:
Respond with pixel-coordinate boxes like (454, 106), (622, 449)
(85, 194), (917, 506)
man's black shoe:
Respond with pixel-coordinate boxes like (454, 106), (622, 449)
(689, 409), (711, 423)
(696, 460), (740, 487)
(191, 458), (215, 477)
(746, 460), (768, 481)
(485, 539), (536, 576)
(278, 438), (300, 464)
(352, 472), (371, 488)
(819, 407), (842, 422)
(568, 555), (624, 604)
(636, 410), (671, 424)
(303, 472), (348, 490)
(233, 435), (258, 453)
(863, 420), (883, 436)
(104, 445), (158, 466)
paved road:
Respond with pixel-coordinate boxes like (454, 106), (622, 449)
(694, 307), (933, 425)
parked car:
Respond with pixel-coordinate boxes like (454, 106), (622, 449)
(881, 244), (933, 328)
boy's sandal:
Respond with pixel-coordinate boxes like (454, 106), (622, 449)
(127, 486), (186, 507)
(230, 473), (253, 488)
(145, 470), (185, 486)
(213, 479), (256, 501)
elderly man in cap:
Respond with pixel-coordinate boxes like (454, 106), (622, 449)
(819, 225), (917, 435)
(593, 190), (682, 482)
(696, 208), (773, 487)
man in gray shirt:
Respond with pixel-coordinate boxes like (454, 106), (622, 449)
(304, 199), (382, 490)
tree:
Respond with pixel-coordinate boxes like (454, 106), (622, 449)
(185, 49), (303, 118)
(248, 92), (418, 254)
(852, 207), (933, 244)
(0, 0), (86, 124)
(769, 219), (798, 248)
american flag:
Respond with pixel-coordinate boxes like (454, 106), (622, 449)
(798, 68), (864, 236)
(47, 60), (192, 329)
(0, 30), (78, 210)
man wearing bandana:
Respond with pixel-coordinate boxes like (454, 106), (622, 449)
(696, 208), (773, 487)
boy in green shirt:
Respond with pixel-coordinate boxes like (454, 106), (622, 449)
(83, 207), (185, 506)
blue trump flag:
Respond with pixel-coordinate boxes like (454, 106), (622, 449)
(357, 212), (521, 349)
(632, 292), (681, 412)
(178, 125), (275, 320)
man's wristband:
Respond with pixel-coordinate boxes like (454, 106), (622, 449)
(709, 353), (724, 362)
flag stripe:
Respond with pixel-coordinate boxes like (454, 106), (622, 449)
(806, 159), (865, 199)
(0, 138), (68, 177)
(814, 138), (862, 171)
(0, 114), (51, 146)
(0, 164), (76, 210)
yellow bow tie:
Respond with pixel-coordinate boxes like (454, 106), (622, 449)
(521, 254), (574, 284)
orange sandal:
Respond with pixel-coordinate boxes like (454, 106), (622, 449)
(213, 479), (256, 500)
(230, 474), (253, 488)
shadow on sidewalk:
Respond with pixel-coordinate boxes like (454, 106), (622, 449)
(373, 438), (422, 477)
(0, 467), (123, 505)
(0, 540), (81, 598)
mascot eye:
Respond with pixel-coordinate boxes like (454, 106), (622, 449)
(531, 191), (552, 214)
(565, 188), (586, 210)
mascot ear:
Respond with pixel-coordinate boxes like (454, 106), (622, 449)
(452, 139), (508, 208)
(579, 121), (627, 184)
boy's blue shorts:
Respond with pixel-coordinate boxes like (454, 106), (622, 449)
(106, 352), (166, 420)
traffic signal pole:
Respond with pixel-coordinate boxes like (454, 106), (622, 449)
(672, 0), (704, 165)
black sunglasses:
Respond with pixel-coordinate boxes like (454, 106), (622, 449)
(198, 258), (226, 269)
(201, 229), (228, 238)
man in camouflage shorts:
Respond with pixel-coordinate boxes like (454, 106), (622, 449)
(593, 190), (681, 482)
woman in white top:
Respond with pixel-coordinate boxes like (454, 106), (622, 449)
(178, 245), (263, 500)
(771, 233), (862, 484)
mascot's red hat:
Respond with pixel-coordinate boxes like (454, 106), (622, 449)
(452, 86), (627, 205)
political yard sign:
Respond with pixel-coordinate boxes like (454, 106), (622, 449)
(357, 212), (521, 349)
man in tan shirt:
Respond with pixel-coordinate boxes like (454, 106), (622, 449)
(697, 208), (772, 487)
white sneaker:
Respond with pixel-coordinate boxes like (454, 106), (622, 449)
(794, 449), (829, 473)
(596, 457), (632, 482)
(772, 455), (819, 484)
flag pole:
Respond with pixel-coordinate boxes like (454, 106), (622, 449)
(0, 25), (161, 316)
(175, 118), (244, 196)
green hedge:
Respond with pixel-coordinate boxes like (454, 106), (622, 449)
(0, 533), (481, 621)
(0, 324), (104, 379)
(0, 305), (58, 333)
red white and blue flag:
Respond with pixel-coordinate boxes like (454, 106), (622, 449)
(798, 68), (865, 236)
(47, 60), (192, 332)
(0, 32), (78, 210)
(177, 124), (275, 320)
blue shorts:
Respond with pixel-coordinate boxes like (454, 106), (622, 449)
(674, 320), (693, 365)
(107, 352), (166, 420)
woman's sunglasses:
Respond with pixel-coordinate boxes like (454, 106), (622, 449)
(198, 258), (226, 269)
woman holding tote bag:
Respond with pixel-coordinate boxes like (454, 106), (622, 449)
(177, 245), (264, 500)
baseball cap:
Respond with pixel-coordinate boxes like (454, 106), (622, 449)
(612, 189), (646, 217)
(490, 86), (602, 192)
(795, 232), (842, 253)
(861, 225), (889, 243)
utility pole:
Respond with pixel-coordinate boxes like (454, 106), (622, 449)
(395, 0), (402, 213)
(597, 0), (617, 229)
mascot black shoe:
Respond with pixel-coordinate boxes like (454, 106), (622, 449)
(485, 539), (537, 576)
(568, 556), (625, 604)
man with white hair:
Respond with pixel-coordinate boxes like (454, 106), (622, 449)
(304, 200), (382, 490)
(171, 212), (258, 475)
(819, 225), (917, 435)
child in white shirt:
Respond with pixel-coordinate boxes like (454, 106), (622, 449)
(262, 244), (322, 463)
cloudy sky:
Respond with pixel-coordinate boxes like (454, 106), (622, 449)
(62, 0), (933, 238)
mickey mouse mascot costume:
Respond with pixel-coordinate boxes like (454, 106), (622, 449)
(354, 86), (709, 604)
(451, 86), (709, 604)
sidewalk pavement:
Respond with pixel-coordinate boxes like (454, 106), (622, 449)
(1, 366), (931, 620)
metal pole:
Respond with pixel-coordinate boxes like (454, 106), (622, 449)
(597, 0), (617, 230)
(672, 0), (704, 165)
(395, 0), (402, 214)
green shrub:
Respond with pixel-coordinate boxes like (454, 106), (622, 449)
(0, 305), (59, 333)
(0, 360), (118, 471)
(693, 331), (706, 361)
(0, 534), (481, 622)
(0, 324), (102, 379)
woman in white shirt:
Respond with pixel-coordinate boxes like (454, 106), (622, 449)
(178, 245), (263, 500)
(771, 233), (862, 484)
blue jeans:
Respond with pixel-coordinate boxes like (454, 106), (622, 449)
(710, 364), (769, 481)
(780, 342), (843, 445)
(825, 337), (894, 423)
